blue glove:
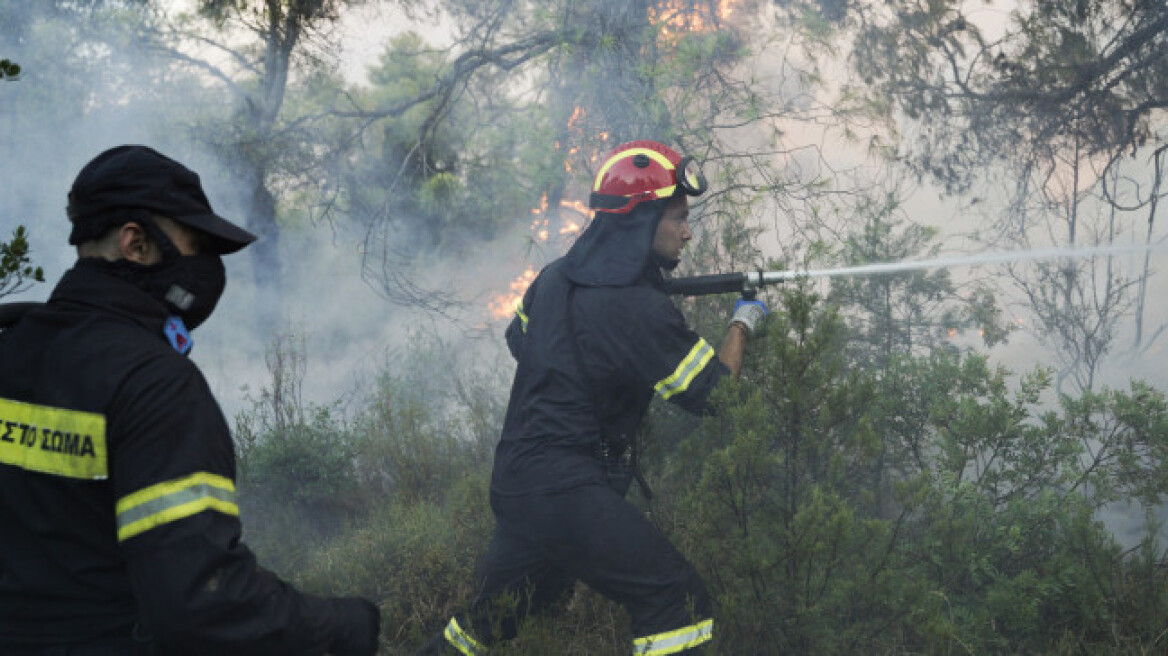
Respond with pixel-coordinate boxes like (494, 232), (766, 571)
(731, 297), (768, 334)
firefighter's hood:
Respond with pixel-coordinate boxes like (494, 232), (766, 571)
(561, 200), (666, 287)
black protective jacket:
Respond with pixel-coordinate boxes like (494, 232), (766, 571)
(0, 262), (360, 654)
(491, 258), (729, 496)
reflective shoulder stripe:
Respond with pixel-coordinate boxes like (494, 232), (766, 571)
(443, 617), (486, 655)
(515, 302), (529, 333)
(116, 472), (238, 542)
(0, 397), (108, 480)
(633, 618), (713, 655)
(653, 338), (715, 400)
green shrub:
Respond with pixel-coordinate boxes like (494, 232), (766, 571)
(233, 294), (1168, 654)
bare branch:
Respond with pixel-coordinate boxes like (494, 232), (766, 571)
(330, 30), (564, 121)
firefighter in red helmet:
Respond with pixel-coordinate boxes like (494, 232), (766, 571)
(0, 145), (380, 655)
(416, 141), (767, 655)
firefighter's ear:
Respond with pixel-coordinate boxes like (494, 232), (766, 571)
(117, 222), (158, 264)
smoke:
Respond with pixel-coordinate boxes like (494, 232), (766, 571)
(3, 0), (1167, 547)
(0, 3), (523, 425)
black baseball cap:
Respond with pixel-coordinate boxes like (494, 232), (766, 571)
(67, 145), (257, 254)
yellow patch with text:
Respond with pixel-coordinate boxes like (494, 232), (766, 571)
(0, 397), (107, 480)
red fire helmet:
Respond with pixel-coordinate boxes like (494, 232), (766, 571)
(588, 140), (708, 214)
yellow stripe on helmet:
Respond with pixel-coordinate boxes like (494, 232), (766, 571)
(593, 147), (677, 192)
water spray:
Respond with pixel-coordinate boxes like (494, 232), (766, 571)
(666, 242), (1168, 297)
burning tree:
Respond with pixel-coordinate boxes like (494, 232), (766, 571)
(328, 0), (886, 320)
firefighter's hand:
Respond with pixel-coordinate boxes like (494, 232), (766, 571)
(329, 597), (381, 656)
(731, 297), (768, 335)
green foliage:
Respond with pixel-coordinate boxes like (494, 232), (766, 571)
(233, 332), (507, 647)
(0, 226), (45, 299)
(647, 286), (1168, 654)
(338, 31), (555, 257)
(230, 290), (1168, 654)
(0, 58), (20, 80)
(296, 477), (494, 648)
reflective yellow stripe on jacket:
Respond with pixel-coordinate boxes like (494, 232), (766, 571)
(633, 618), (713, 655)
(516, 303), (529, 333)
(115, 472), (238, 542)
(654, 338), (714, 400)
(0, 397), (108, 480)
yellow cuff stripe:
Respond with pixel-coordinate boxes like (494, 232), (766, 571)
(116, 472), (238, 542)
(633, 618), (713, 655)
(0, 397), (107, 480)
(654, 338), (715, 400)
(444, 617), (486, 655)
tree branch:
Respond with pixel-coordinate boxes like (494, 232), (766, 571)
(331, 30), (565, 121)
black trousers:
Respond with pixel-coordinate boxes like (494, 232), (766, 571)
(2, 638), (150, 656)
(447, 484), (712, 653)
(2, 624), (153, 656)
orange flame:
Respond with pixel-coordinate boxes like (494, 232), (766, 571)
(649, 0), (739, 36)
(568, 106), (585, 128)
(560, 200), (591, 216)
(488, 266), (538, 320)
(488, 98), (619, 321)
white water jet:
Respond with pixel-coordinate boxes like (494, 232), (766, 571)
(749, 241), (1168, 286)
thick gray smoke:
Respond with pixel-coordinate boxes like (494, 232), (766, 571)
(0, 3), (519, 422)
(3, 1), (1166, 548)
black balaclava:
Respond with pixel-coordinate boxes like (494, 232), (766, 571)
(83, 211), (226, 330)
(561, 198), (674, 287)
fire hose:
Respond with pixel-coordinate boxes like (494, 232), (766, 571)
(665, 271), (790, 298)
(665, 242), (1168, 298)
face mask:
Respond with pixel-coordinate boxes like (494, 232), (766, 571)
(96, 253), (226, 330)
(82, 213), (228, 330)
(148, 253), (226, 330)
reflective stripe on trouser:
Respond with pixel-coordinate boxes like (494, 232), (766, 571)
(459, 487), (712, 650)
(444, 617), (487, 655)
(633, 618), (713, 655)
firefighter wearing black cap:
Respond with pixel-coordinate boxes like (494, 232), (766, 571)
(0, 145), (380, 655)
(417, 141), (768, 655)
